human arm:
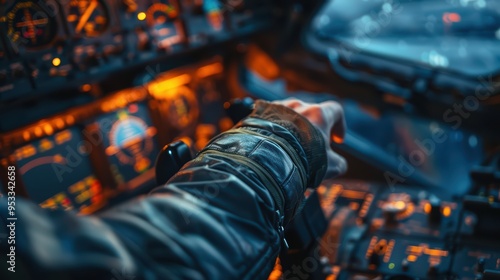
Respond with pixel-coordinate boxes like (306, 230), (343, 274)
(0, 99), (346, 280)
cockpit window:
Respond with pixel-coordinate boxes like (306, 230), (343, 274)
(313, 0), (500, 76)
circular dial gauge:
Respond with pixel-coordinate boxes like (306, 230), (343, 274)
(159, 86), (199, 131)
(145, 1), (184, 48)
(108, 114), (156, 172)
(67, 0), (109, 37)
(6, 1), (58, 49)
(146, 1), (179, 27)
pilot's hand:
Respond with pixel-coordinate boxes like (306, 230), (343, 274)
(274, 98), (347, 179)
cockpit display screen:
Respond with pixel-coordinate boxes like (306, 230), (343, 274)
(14, 128), (104, 212)
(96, 103), (159, 190)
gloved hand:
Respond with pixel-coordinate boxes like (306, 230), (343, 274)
(274, 98), (347, 179)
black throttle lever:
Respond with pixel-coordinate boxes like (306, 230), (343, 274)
(155, 140), (194, 186)
(224, 97), (255, 123)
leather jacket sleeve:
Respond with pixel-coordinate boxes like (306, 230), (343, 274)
(0, 100), (327, 280)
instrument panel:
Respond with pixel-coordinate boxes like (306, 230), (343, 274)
(270, 179), (500, 280)
(0, 0), (278, 211)
(0, 0), (274, 102)
(0, 58), (232, 213)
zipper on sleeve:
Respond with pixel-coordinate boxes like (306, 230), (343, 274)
(276, 210), (289, 251)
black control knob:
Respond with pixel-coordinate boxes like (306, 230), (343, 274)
(382, 198), (407, 225)
(224, 97), (255, 124)
(428, 196), (442, 223)
(382, 204), (402, 225)
(428, 263), (439, 276)
(477, 258), (486, 273)
(155, 140), (194, 186)
(401, 259), (409, 271)
(368, 253), (381, 268)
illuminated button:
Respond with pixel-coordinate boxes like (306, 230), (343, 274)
(137, 12), (146, 21)
(382, 200), (407, 224)
(442, 206), (452, 217)
(52, 57), (61, 67)
(81, 84), (92, 92)
(407, 255), (418, 262)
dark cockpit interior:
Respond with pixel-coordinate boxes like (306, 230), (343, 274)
(1, 0), (500, 279)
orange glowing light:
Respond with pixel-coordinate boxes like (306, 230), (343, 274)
(268, 258), (283, 280)
(55, 118), (65, 129)
(39, 139), (53, 151)
(443, 12), (461, 23)
(424, 248), (448, 257)
(245, 45), (280, 80)
(66, 115), (75, 125)
(105, 146), (119, 156)
(43, 124), (54, 135)
(407, 246), (423, 255)
(443, 206), (452, 217)
(333, 135), (344, 144)
(407, 255), (418, 262)
(55, 130), (72, 145)
(197, 63), (223, 78)
(52, 57), (61, 67)
(207, 11), (223, 31)
(23, 131), (30, 141)
(34, 127), (43, 137)
(340, 190), (366, 200)
(149, 74), (191, 98)
(349, 202), (359, 211)
(81, 84), (92, 92)
(424, 202), (431, 214)
(137, 12), (146, 21)
(394, 200), (406, 210)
